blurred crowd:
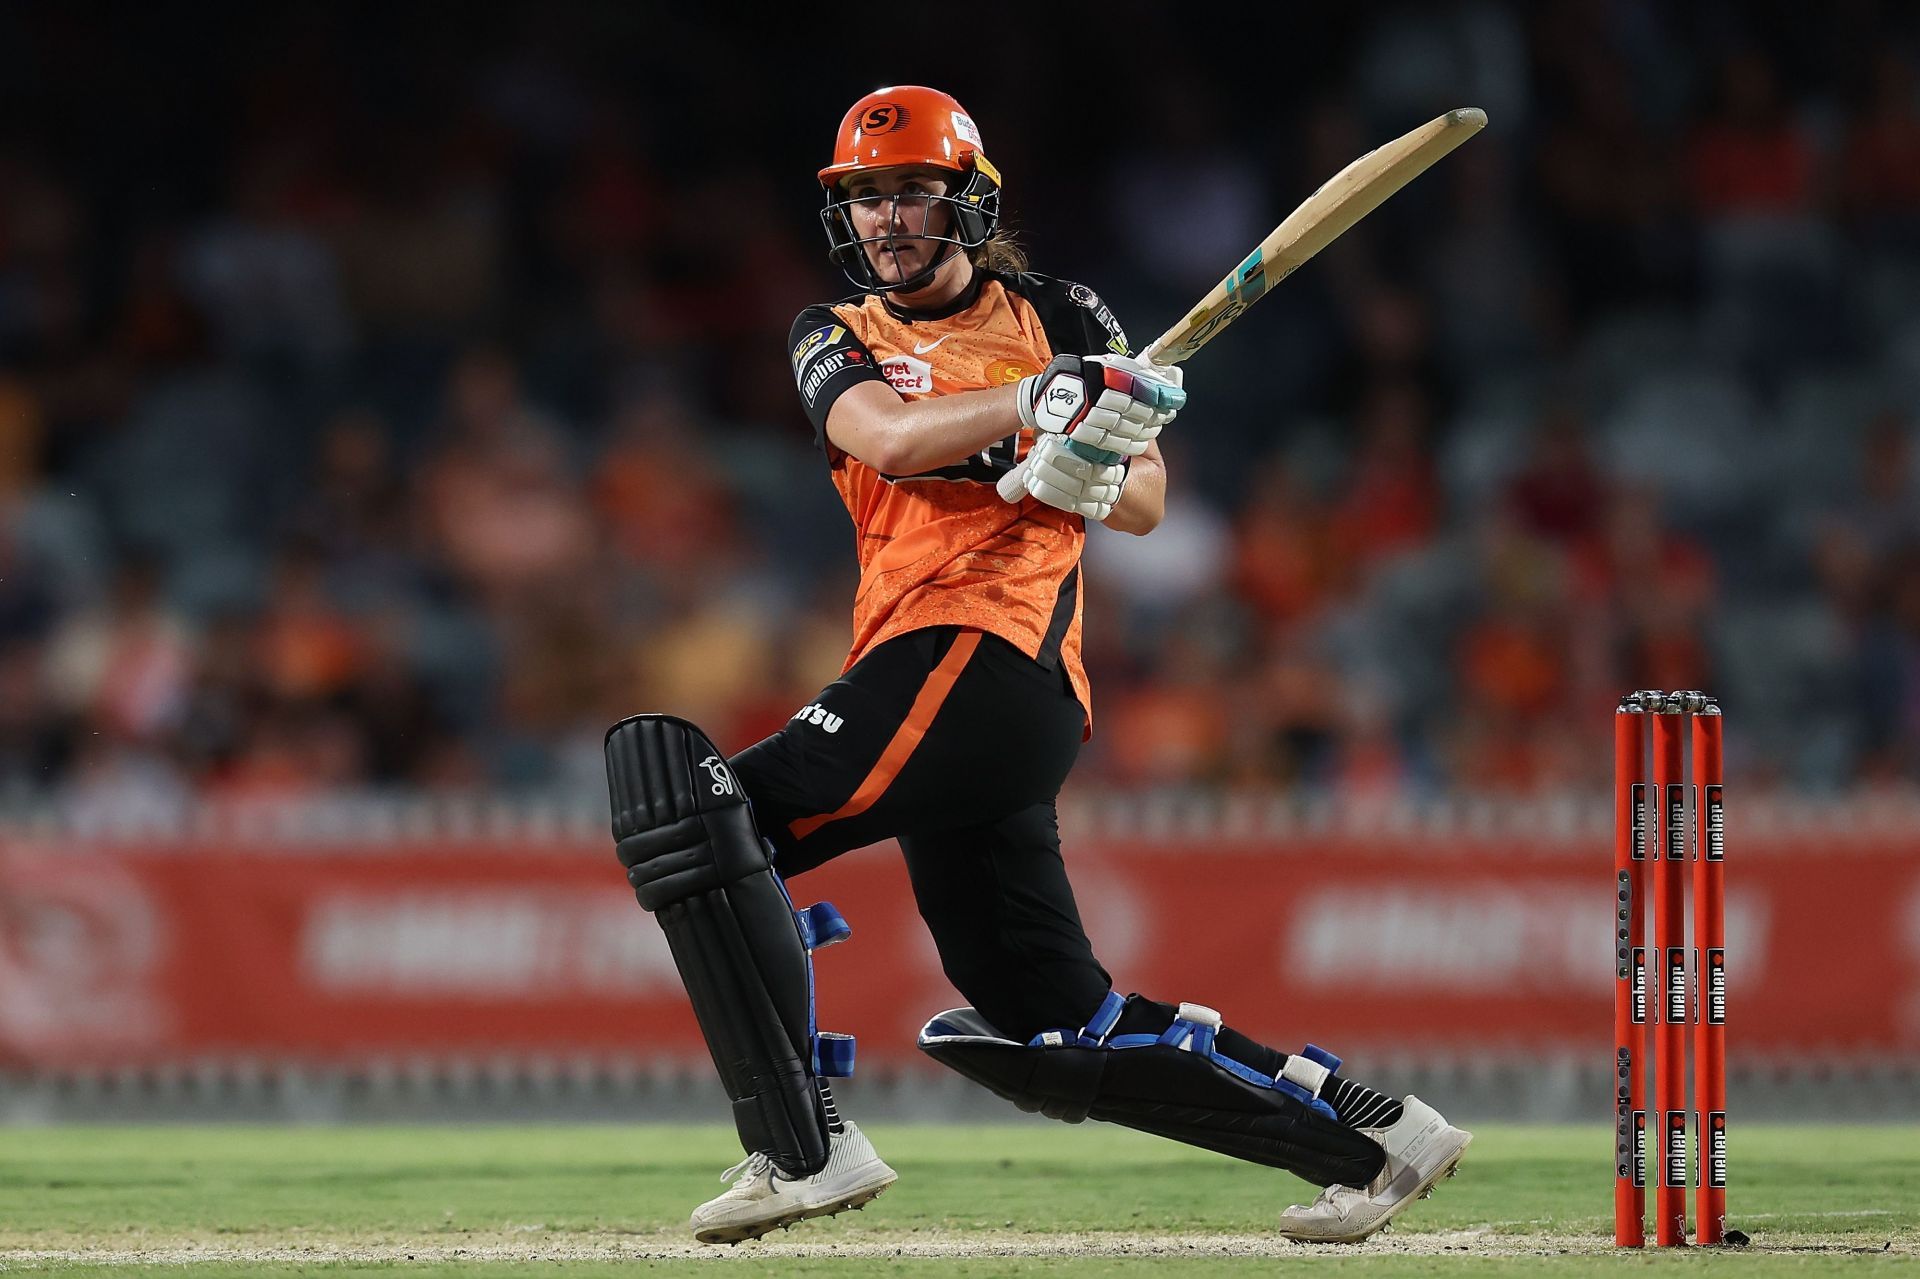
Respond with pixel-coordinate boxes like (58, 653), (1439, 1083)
(2, 2), (1919, 811)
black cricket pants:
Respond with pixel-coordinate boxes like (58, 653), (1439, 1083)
(728, 626), (1113, 1043)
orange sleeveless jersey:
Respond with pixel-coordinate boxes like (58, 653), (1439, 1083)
(788, 270), (1134, 734)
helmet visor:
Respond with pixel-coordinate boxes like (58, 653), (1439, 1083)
(818, 172), (998, 294)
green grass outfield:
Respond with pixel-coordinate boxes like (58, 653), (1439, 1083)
(1, 1124), (1914, 1275)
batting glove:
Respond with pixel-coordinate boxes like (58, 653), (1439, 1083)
(1006, 432), (1130, 522)
(1016, 353), (1185, 459)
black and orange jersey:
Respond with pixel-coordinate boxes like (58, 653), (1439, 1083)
(788, 269), (1132, 733)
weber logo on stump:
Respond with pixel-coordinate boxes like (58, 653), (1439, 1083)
(1706, 1111), (1727, 1188)
(1665, 949), (1687, 1023)
(1664, 1111), (1689, 1187)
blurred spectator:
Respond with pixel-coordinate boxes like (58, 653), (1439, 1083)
(287, 409), (420, 607)
(1503, 405), (1609, 545)
(1100, 628), (1235, 786)
(253, 546), (367, 704)
(1082, 468), (1231, 646)
(1537, 50), (1687, 311)
(1841, 53), (1920, 237)
(331, 128), (504, 334)
(1232, 455), (1333, 627)
(180, 142), (353, 368)
(592, 390), (745, 578)
(44, 559), (193, 742)
(1428, 141), (1563, 370)
(418, 349), (594, 605)
(1686, 50), (1819, 220)
(1109, 81), (1270, 294)
(1328, 382), (1440, 575)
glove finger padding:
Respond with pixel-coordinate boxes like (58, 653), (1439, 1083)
(1022, 434), (1126, 520)
(1071, 391), (1163, 456)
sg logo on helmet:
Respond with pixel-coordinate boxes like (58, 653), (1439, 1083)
(861, 104), (912, 135)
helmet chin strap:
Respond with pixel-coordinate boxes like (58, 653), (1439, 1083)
(869, 196), (960, 296)
(873, 238), (959, 297)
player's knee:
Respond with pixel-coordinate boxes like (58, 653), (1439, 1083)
(937, 962), (1105, 1045)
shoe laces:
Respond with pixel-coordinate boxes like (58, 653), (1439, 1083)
(718, 1152), (775, 1184)
(1309, 1166), (1386, 1214)
(1315, 1182), (1362, 1209)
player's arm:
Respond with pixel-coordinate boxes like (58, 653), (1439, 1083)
(1103, 438), (1165, 535)
(824, 381), (1022, 476)
(790, 306), (1023, 474)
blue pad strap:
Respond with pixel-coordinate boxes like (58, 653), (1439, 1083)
(1076, 990), (1127, 1047)
(1039, 991), (1344, 1121)
(1155, 1018), (1219, 1058)
(814, 1032), (856, 1077)
(771, 876), (856, 1082)
(797, 901), (851, 951)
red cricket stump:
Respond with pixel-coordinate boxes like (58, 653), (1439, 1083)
(1693, 705), (1727, 1245)
(1612, 696), (1649, 1247)
(1651, 697), (1689, 1246)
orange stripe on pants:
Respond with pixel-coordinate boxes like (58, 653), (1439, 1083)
(788, 630), (982, 842)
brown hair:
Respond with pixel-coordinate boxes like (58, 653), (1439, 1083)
(971, 230), (1028, 275)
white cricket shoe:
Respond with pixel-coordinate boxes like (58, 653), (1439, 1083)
(1277, 1096), (1472, 1244)
(690, 1121), (898, 1245)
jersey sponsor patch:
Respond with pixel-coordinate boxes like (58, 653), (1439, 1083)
(1068, 282), (1131, 356)
(881, 354), (933, 393)
(792, 323), (846, 375)
(800, 349), (863, 407)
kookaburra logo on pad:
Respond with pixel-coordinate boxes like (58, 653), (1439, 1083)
(698, 755), (738, 797)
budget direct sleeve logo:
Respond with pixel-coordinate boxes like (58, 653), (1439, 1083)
(0, 854), (169, 1052)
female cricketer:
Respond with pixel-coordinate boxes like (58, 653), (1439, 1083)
(603, 85), (1469, 1246)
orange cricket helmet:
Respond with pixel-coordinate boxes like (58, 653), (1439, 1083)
(817, 86), (1003, 294)
(818, 86), (995, 185)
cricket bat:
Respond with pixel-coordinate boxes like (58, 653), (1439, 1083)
(999, 106), (1487, 503)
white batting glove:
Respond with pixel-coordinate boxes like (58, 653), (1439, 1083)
(1016, 353), (1185, 459)
(1007, 432), (1129, 521)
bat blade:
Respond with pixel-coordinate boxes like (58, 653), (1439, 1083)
(997, 108), (1486, 507)
(1140, 107), (1486, 368)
